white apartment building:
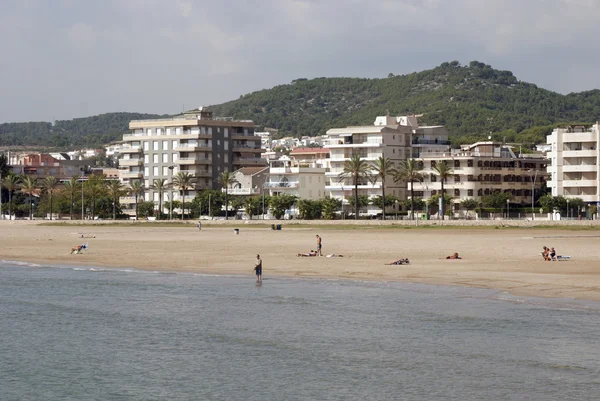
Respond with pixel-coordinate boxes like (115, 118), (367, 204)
(546, 124), (600, 205)
(323, 118), (411, 216)
(225, 166), (269, 196)
(411, 142), (547, 216)
(266, 156), (327, 212)
(119, 107), (265, 216)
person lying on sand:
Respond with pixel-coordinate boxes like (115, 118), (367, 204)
(325, 254), (344, 258)
(386, 258), (410, 265)
(297, 250), (318, 257)
(80, 235), (96, 239)
(446, 252), (462, 259)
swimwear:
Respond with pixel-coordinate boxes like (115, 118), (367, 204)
(255, 268), (262, 275)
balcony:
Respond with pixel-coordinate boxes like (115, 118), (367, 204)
(181, 171), (212, 178)
(562, 150), (598, 158)
(177, 144), (211, 151)
(120, 146), (142, 154)
(232, 144), (262, 152)
(562, 164), (598, 172)
(221, 187), (260, 195)
(121, 171), (143, 179)
(265, 182), (299, 188)
(327, 141), (384, 149)
(562, 179), (598, 187)
(118, 159), (143, 167)
(233, 157), (267, 165)
(412, 139), (452, 145)
(178, 157), (212, 165)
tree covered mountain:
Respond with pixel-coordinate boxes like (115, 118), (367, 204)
(2, 61), (600, 148)
(0, 112), (165, 149)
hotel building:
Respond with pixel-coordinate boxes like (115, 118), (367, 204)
(546, 124), (600, 205)
(119, 108), (265, 215)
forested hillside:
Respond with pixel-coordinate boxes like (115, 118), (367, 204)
(0, 113), (165, 148)
(2, 61), (600, 148)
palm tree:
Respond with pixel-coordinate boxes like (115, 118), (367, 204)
(63, 175), (80, 220)
(152, 178), (167, 219)
(371, 156), (397, 220)
(2, 174), (20, 219)
(19, 175), (38, 220)
(86, 174), (105, 220)
(40, 176), (59, 220)
(128, 180), (144, 220)
(106, 180), (126, 220)
(338, 154), (372, 220)
(172, 172), (195, 220)
(218, 171), (238, 220)
(395, 159), (425, 220)
(432, 161), (454, 219)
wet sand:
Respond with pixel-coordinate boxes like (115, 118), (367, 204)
(1, 222), (599, 301)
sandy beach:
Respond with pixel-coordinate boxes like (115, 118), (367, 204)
(1, 221), (600, 301)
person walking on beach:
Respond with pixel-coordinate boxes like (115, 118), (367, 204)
(253, 254), (262, 282)
(197, 221), (202, 231)
(316, 235), (322, 256)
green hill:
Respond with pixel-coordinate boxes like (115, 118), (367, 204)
(2, 61), (600, 148)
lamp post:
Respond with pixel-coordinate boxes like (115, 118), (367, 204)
(80, 167), (86, 220)
(566, 198), (570, 220)
(530, 169), (538, 220)
(506, 199), (510, 220)
(262, 183), (266, 220)
(168, 165), (175, 220)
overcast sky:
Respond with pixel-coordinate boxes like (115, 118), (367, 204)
(2, 0), (600, 123)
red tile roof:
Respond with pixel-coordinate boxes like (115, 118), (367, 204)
(290, 147), (330, 154)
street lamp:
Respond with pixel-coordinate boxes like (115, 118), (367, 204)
(506, 199), (510, 220)
(80, 167), (86, 220)
(566, 198), (570, 220)
(529, 169), (538, 220)
(0, 171), (3, 220)
(168, 165), (175, 220)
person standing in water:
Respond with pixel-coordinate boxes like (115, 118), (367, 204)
(253, 254), (262, 282)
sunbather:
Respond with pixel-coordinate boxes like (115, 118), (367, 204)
(550, 247), (557, 261)
(386, 258), (410, 265)
(446, 252), (462, 259)
(297, 250), (318, 257)
(325, 254), (344, 258)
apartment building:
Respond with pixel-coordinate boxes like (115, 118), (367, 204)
(546, 124), (600, 205)
(323, 118), (411, 216)
(411, 142), (547, 215)
(267, 155), (327, 203)
(119, 108), (265, 215)
(8, 153), (89, 180)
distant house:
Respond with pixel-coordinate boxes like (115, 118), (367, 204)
(225, 166), (270, 196)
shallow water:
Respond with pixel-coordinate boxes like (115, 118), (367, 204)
(1, 261), (599, 401)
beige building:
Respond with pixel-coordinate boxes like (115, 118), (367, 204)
(267, 155), (327, 203)
(546, 124), (600, 204)
(119, 108), (265, 215)
(411, 142), (547, 216)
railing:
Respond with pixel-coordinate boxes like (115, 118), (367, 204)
(265, 182), (299, 188)
(222, 188), (260, 195)
(412, 139), (452, 145)
(178, 157), (211, 162)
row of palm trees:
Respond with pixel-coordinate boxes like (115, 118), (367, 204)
(338, 155), (453, 220)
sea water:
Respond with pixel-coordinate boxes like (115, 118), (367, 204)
(1, 261), (599, 401)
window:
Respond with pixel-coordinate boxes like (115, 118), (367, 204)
(144, 167), (149, 176)
(153, 154), (159, 163)
(224, 128), (229, 138)
(144, 155), (149, 163)
(172, 140), (178, 149)
(166, 128), (171, 135)
(146, 129), (151, 135)
(454, 189), (460, 196)
(454, 175), (460, 182)
(175, 128), (181, 135)
(217, 140), (220, 146)
(162, 141), (168, 150)
(144, 193), (150, 201)
(153, 167), (159, 176)
(162, 154), (168, 163)
(172, 153), (178, 162)
(153, 193), (158, 201)
(152, 141), (158, 151)
(468, 189), (473, 196)
(156, 128), (162, 135)
(144, 142), (149, 151)
(224, 141), (228, 150)
(144, 180), (149, 188)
